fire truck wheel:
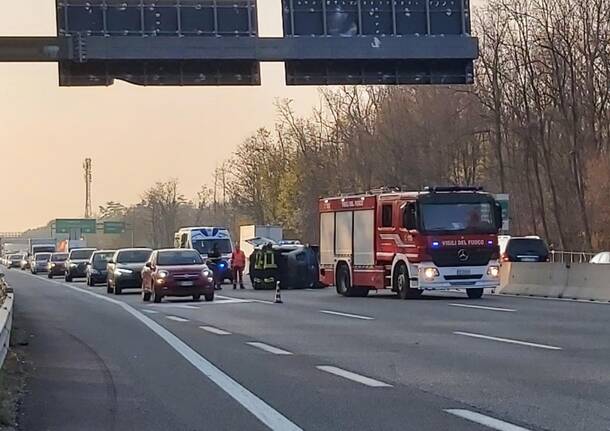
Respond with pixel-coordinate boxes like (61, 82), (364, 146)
(395, 263), (421, 299)
(336, 265), (369, 297)
(467, 288), (484, 299)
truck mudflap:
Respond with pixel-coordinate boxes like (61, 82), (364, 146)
(409, 262), (500, 290)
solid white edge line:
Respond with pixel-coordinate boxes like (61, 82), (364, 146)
(200, 326), (232, 336)
(166, 316), (189, 322)
(319, 310), (374, 320)
(36, 274), (303, 431)
(445, 409), (532, 431)
(454, 331), (562, 350)
(247, 342), (293, 356)
(316, 366), (392, 388)
(449, 303), (516, 312)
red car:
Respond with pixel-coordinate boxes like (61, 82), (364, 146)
(141, 249), (215, 303)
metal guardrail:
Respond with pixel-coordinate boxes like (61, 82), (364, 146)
(0, 276), (13, 369)
(549, 250), (596, 264)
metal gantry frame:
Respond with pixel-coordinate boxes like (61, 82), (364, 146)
(0, 0), (478, 85)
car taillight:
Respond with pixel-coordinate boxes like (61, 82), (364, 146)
(501, 253), (509, 262)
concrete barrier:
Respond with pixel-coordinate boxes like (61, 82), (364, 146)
(498, 262), (610, 302)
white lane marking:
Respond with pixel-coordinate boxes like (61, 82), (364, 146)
(40, 277), (303, 431)
(175, 305), (200, 310)
(252, 299), (276, 305)
(449, 303), (516, 312)
(316, 366), (392, 388)
(200, 326), (232, 336)
(454, 331), (562, 351)
(247, 342), (293, 356)
(141, 309), (159, 314)
(319, 310), (374, 320)
(166, 316), (189, 322)
(445, 409), (532, 431)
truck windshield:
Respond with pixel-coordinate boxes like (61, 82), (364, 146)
(35, 253), (51, 261)
(192, 239), (232, 255)
(51, 253), (68, 261)
(420, 202), (496, 234)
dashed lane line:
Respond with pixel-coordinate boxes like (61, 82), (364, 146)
(449, 303), (516, 312)
(200, 326), (232, 336)
(246, 342), (293, 356)
(319, 310), (374, 320)
(444, 409), (532, 431)
(454, 331), (562, 351)
(316, 366), (392, 388)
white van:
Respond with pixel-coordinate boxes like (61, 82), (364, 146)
(174, 227), (234, 260)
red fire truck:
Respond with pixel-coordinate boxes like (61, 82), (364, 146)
(319, 187), (503, 299)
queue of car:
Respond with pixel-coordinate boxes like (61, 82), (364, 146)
(2, 246), (216, 303)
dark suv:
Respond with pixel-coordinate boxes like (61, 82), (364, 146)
(502, 237), (550, 263)
(48, 253), (69, 278)
(107, 248), (152, 295)
(65, 248), (97, 281)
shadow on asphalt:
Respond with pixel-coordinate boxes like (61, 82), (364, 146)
(367, 293), (469, 301)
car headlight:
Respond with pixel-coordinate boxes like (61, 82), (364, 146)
(487, 266), (500, 278)
(158, 270), (169, 279)
(90, 269), (99, 275)
(115, 268), (133, 276)
(49, 263), (55, 268)
(423, 267), (440, 281)
(202, 269), (210, 278)
(70, 263), (77, 268)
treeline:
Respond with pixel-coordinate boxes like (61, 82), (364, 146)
(226, 0), (610, 251)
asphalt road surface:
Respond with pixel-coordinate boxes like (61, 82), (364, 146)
(4, 268), (610, 431)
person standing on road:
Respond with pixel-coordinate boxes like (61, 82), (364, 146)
(231, 242), (246, 290)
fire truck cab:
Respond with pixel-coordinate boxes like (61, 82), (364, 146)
(319, 187), (503, 299)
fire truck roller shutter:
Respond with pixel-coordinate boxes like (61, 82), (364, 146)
(335, 211), (353, 259)
(320, 212), (335, 267)
(353, 210), (374, 266)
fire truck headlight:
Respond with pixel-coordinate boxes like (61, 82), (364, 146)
(423, 267), (439, 281)
(487, 266), (500, 278)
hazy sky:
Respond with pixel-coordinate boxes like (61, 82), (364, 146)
(0, 1), (319, 232)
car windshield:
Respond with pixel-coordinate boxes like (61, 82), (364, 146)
(35, 253), (51, 261)
(506, 239), (549, 256)
(192, 239), (232, 255)
(420, 202), (496, 234)
(93, 252), (114, 266)
(117, 250), (152, 264)
(157, 250), (204, 266)
(70, 249), (95, 260)
(51, 253), (68, 261)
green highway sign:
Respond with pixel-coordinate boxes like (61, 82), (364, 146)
(103, 221), (126, 234)
(55, 219), (97, 234)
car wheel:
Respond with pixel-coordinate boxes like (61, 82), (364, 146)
(65, 273), (73, 282)
(142, 287), (151, 302)
(152, 288), (162, 303)
(106, 281), (113, 294)
(467, 288), (484, 299)
(47, 273), (52, 279)
(192, 294), (201, 302)
(396, 263), (421, 299)
(204, 293), (214, 302)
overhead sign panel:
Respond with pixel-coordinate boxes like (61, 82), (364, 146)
(56, 0), (260, 86)
(55, 219), (97, 234)
(103, 221), (126, 234)
(282, 0), (474, 85)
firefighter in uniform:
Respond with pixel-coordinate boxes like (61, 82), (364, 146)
(263, 243), (278, 290)
(252, 247), (265, 289)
